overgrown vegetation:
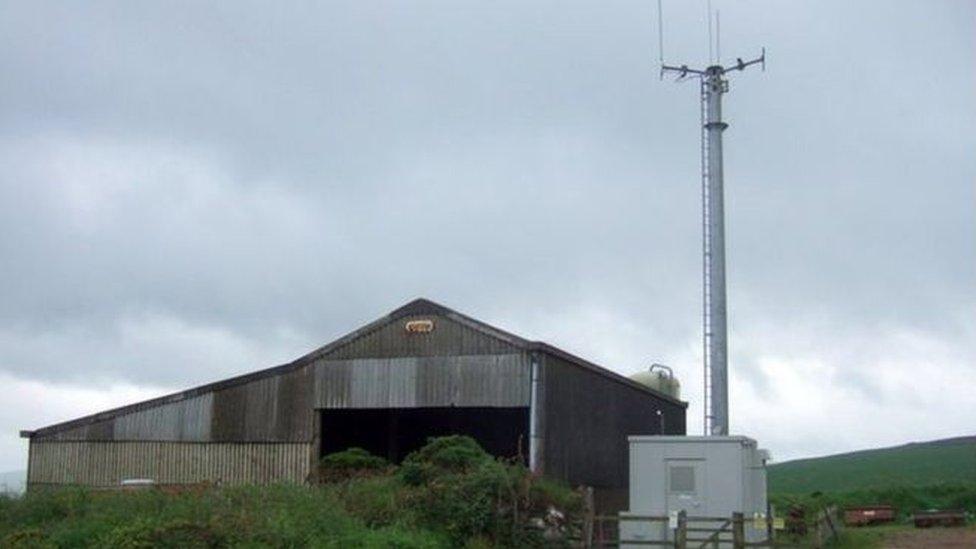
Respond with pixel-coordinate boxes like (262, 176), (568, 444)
(0, 436), (582, 548)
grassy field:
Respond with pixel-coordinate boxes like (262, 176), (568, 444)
(826, 524), (976, 549)
(769, 436), (976, 494)
(1, 484), (446, 548)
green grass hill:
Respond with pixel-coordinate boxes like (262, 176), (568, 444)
(769, 436), (976, 494)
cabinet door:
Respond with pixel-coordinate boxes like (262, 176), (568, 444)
(665, 459), (706, 514)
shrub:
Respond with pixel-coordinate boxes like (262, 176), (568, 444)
(1, 527), (50, 548)
(98, 518), (223, 548)
(399, 435), (492, 487)
(338, 476), (411, 527)
(528, 476), (584, 517)
(318, 447), (391, 483)
(398, 436), (581, 547)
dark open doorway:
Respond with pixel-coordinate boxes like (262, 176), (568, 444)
(319, 407), (529, 464)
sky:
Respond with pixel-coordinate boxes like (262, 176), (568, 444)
(0, 0), (973, 472)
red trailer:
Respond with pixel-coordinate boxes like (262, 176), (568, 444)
(912, 509), (967, 528)
(844, 505), (896, 526)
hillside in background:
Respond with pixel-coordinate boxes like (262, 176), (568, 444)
(0, 470), (25, 494)
(769, 436), (976, 494)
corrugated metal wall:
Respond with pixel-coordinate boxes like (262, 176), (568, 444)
(210, 366), (314, 441)
(326, 314), (520, 359)
(43, 394), (213, 441)
(113, 393), (213, 440)
(314, 354), (530, 408)
(29, 441), (311, 487)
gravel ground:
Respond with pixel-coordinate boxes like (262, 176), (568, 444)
(881, 526), (976, 548)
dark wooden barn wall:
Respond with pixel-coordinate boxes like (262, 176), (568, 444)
(540, 352), (686, 493)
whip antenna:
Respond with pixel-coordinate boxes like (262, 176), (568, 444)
(657, 0), (665, 78)
(716, 10), (721, 63)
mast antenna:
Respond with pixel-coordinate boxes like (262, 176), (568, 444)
(706, 0), (713, 63)
(657, 0), (665, 71)
(658, 2), (766, 437)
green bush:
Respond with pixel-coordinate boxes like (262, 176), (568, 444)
(98, 518), (223, 548)
(338, 476), (412, 527)
(1, 527), (50, 548)
(528, 476), (584, 517)
(399, 435), (493, 487)
(397, 436), (580, 547)
(318, 447), (391, 483)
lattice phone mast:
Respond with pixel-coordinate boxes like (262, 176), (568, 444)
(659, 5), (765, 436)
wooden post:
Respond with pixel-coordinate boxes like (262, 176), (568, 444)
(825, 506), (837, 540)
(813, 508), (824, 549)
(675, 510), (687, 549)
(582, 487), (594, 548)
(732, 512), (745, 549)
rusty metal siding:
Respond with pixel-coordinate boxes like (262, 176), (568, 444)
(208, 365), (313, 442)
(325, 314), (520, 359)
(314, 354), (530, 408)
(540, 352), (686, 497)
(113, 393), (213, 441)
(41, 395), (212, 442)
(38, 365), (313, 443)
(44, 419), (115, 441)
(28, 441), (311, 487)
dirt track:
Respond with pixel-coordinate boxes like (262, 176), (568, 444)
(881, 527), (976, 548)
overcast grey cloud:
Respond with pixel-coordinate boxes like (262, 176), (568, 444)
(1, 0), (974, 471)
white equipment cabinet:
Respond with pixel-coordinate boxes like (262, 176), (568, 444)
(620, 436), (769, 546)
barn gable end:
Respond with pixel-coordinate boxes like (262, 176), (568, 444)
(21, 298), (686, 507)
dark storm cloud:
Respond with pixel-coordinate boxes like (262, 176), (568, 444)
(0, 0), (973, 459)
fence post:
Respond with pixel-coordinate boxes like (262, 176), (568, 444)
(813, 508), (824, 549)
(732, 512), (744, 549)
(675, 510), (687, 549)
(833, 506), (844, 539)
(825, 506), (837, 539)
(582, 487), (594, 548)
(595, 516), (603, 548)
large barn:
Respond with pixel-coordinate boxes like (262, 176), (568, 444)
(21, 298), (686, 507)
